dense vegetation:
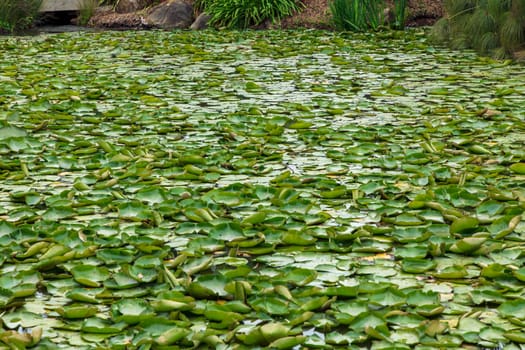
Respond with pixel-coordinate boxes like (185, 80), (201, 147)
(1, 29), (524, 349)
(431, 0), (525, 58)
(0, 0), (42, 33)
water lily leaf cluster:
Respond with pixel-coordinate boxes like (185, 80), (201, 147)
(0, 29), (524, 349)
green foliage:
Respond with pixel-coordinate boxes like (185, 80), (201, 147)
(330, 0), (385, 31)
(430, 0), (525, 58)
(392, 0), (407, 30)
(79, 0), (98, 26)
(329, 0), (407, 32)
(198, 0), (303, 29)
(0, 0), (42, 33)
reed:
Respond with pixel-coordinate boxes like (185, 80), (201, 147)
(330, 0), (385, 32)
(392, 0), (407, 30)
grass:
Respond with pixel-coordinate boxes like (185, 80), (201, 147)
(0, 0), (42, 33)
(79, 0), (98, 25)
(330, 0), (408, 32)
(330, 0), (385, 31)
(197, 0), (303, 29)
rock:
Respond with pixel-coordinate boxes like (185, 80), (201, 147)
(190, 13), (211, 30)
(115, 0), (150, 14)
(407, 0), (443, 20)
(146, 0), (194, 29)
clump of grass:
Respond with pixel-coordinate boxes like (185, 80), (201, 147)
(0, 0), (43, 33)
(79, 0), (98, 26)
(330, 0), (408, 32)
(197, 0), (303, 29)
(392, 0), (407, 30)
(430, 0), (525, 58)
(330, 0), (385, 31)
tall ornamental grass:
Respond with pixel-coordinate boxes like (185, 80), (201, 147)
(431, 0), (525, 58)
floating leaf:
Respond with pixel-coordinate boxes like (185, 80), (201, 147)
(71, 265), (111, 287)
(82, 317), (127, 334)
(499, 299), (525, 319)
(401, 258), (436, 273)
(209, 222), (246, 241)
(509, 163), (525, 175)
(250, 297), (289, 315)
(0, 126), (27, 139)
(450, 217), (479, 234)
(112, 299), (156, 324)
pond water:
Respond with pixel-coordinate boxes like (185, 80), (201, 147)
(0, 29), (524, 349)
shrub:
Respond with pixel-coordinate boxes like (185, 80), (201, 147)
(430, 0), (525, 58)
(198, 0), (303, 29)
(0, 0), (43, 33)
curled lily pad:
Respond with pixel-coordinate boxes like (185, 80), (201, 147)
(56, 304), (99, 319)
(449, 236), (487, 254)
(450, 217), (479, 235)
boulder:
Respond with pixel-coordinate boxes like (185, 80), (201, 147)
(190, 12), (211, 30)
(146, 0), (194, 29)
(115, 0), (150, 13)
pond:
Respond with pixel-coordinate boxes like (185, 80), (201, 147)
(0, 29), (524, 349)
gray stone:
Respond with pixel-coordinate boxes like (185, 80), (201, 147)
(146, 0), (193, 29)
(190, 12), (211, 30)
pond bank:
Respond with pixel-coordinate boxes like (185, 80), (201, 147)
(87, 0), (443, 30)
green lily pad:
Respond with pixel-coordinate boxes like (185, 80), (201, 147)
(250, 296), (289, 315)
(56, 304), (99, 319)
(209, 222), (246, 241)
(112, 299), (156, 324)
(188, 274), (229, 298)
(449, 236), (487, 254)
(450, 217), (479, 235)
(509, 163), (525, 174)
(401, 258), (437, 273)
(0, 126), (27, 139)
(499, 299), (525, 319)
(70, 265), (111, 287)
(433, 265), (468, 279)
(82, 317), (128, 334)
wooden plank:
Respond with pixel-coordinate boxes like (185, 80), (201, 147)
(39, 0), (82, 12)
